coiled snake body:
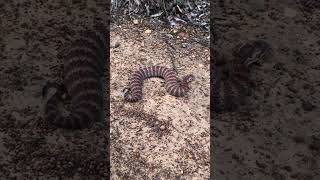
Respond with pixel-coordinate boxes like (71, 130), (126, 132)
(124, 66), (195, 102)
(213, 40), (272, 112)
(43, 23), (107, 129)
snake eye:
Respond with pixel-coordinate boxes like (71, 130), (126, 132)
(187, 75), (195, 83)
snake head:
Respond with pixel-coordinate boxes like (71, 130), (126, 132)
(183, 74), (195, 83)
(123, 88), (134, 101)
(123, 87), (136, 102)
(233, 40), (272, 66)
(188, 75), (195, 83)
(122, 88), (131, 95)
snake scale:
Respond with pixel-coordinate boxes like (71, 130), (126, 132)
(43, 23), (107, 129)
(213, 40), (272, 112)
(124, 66), (195, 102)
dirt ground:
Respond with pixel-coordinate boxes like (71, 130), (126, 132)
(0, 1), (109, 179)
(212, 1), (320, 180)
(110, 18), (210, 179)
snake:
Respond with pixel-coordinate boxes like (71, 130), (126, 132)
(299, 0), (320, 9)
(213, 40), (272, 113)
(124, 66), (195, 102)
(43, 23), (107, 129)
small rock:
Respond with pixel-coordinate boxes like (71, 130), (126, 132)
(133, 19), (139, 25)
(166, 34), (173, 38)
(302, 100), (315, 111)
(181, 43), (189, 48)
(231, 154), (240, 161)
(112, 42), (120, 48)
(256, 160), (267, 169)
(177, 31), (188, 39)
(160, 125), (166, 130)
(17, 86), (24, 91)
(145, 29), (152, 34)
(273, 62), (285, 71)
(282, 165), (292, 172)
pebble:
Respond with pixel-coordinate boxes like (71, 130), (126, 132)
(177, 31), (188, 39)
(166, 34), (173, 38)
(112, 41), (120, 48)
(181, 43), (188, 48)
(160, 125), (166, 130)
(145, 29), (152, 34)
(301, 100), (315, 111)
(282, 165), (292, 172)
(255, 160), (267, 169)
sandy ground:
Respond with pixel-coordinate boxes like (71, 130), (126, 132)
(0, 1), (109, 179)
(212, 1), (320, 179)
(110, 18), (210, 179)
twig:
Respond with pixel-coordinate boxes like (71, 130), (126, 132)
(163, 34), (178, 74)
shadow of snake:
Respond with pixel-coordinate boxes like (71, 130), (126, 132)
(43, 23), (107, 129)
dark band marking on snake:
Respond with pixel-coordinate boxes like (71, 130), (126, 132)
(43, 23), (107, 129)
(124, 66), (195, 102)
